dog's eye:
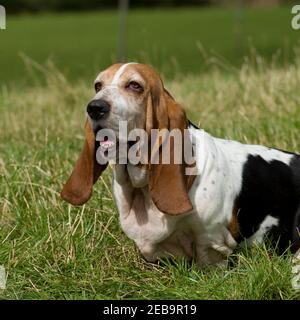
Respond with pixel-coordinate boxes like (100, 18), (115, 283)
(95, 82), (102, 93)
(127, 81), (143, 93)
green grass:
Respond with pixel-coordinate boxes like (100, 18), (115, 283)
(1, 56), (300, 299)
(1, 6), (300, 86)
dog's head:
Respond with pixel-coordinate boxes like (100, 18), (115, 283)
(61, 63), (195, 214)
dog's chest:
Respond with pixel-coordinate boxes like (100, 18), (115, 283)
(113, 163), (237, 264)
(120, 205), (199, 262)
(118, 191), (235, 265)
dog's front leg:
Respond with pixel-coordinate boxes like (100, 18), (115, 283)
(112, 164), (135, 218)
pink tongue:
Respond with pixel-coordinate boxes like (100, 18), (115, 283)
(100, 140), (114, 148)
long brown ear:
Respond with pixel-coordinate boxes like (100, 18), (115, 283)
(148, 88), (195, 215)
(61, 119), (107, 205)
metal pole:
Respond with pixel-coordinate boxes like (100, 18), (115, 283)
(234, 0), (243, 57)
(118, 0), (129, 62)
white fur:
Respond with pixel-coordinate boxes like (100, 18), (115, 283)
(112, 126), (294, 267)
(111, 63), (137, 85)
(245, 215), (279, 245)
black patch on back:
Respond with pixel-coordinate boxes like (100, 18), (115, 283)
(235, 154), (300, 254)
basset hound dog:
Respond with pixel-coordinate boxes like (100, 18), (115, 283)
(61, 63), (300, 267)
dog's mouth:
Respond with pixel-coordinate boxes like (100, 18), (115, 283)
(99, 136), (115, 149)
(93, 125), (115, 153)
(94, 125), (136, 150)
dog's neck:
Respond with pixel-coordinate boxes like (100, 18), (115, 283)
(112, 163), (148, 189)
(126, 163), (149, 188)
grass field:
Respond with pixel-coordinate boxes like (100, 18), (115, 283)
(1, 6), (300, 86)
(1, 55), (300, 299)
(1, 5), (300, 300)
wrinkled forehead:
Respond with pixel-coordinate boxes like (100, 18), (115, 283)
(95, 63), (161, 86)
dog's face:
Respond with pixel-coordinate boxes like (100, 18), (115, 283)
(88, 63), (163, 139)
(61, 63), (195, 215)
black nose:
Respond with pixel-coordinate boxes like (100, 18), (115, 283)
(87, 99), (110, 120)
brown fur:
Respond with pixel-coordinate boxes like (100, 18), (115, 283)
(141, 66), (196, 215)
(228, 202), (241, 240)
(60, 120), (107, 205)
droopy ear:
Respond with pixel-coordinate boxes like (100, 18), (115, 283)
(61, 119), (107, 205)
(147, 88), (195, 215)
